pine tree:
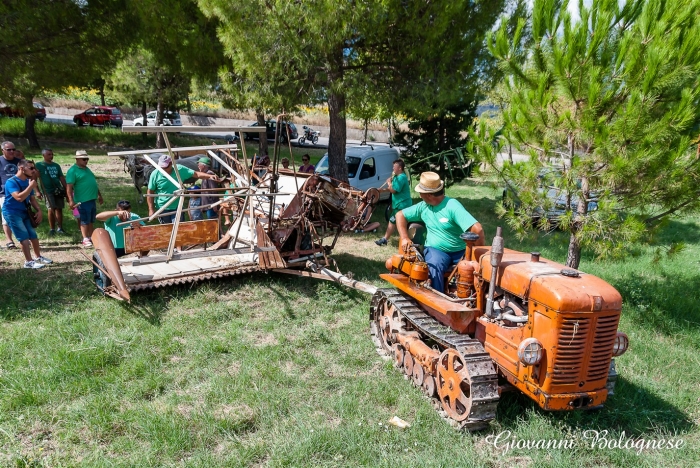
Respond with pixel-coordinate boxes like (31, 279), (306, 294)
(472, 0), (700, 268)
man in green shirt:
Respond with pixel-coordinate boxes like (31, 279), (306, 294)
(396, 171), (484, 293)
(96, 200), (145, 257)
(147, 154), (220, 224)
(66, 150), (103, 247)
(36, 148), (68, 235)
(376, 159), (412, 246)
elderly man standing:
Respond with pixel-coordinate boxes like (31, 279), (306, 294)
(36, 148), (68, 235)
(147, 154), (220, 224)
(395, 172), (484, 293)
(66, 150), (103, 247)
(0, 141), (20, 249)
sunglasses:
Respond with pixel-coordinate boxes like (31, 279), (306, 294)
(4, 148), (16, 152)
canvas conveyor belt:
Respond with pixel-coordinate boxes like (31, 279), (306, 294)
(370, 288), (499, 430)
(128, 264), (260, 291)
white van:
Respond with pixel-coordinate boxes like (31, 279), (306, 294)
(315, 145), (400, 200)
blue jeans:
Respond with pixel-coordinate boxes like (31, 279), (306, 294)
(424, 247), (464, 293)
(2, 210), (37, 242)
(158, 210), (185, 224)
(205, 209), (217, 220)
(77, 199), (97, 225)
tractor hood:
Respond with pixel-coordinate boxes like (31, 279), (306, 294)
(473, 247), (622, 313)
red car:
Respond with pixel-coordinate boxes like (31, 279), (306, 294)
(73, 106), (123, 127)
(0, 102), (46, 121)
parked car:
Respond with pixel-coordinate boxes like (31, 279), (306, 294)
(502, 168), (598, 224)
(243, 120), (298, 143)
(133, 110), (182, 126)
(73, 106), (123, 127)
(315, 144), (400, 201)
(0, 102), (46, 121)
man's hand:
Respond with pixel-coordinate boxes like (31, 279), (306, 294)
(399, 237), (412, 255)
(69, 201), (77, 209)
(117, 210), (130, 222)
(148, 208), (155, 218)
(35, 211), (43, 224)
(28, 179), (38, 191)
(98, 194), (104, 205)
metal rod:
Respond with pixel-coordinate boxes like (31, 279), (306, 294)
(163, 132), (184, 188)
(207, 149), (247, 186)
(166, 195), (186, 261)
(121, 125), (267, 134)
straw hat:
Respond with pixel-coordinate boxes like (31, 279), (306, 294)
(75, 150), (89, 159)
(415, 171), (444, 193)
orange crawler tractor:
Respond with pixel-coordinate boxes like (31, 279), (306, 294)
(371, 228), (629, 430)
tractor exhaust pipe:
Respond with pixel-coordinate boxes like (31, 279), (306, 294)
(485, 227), (504, 319)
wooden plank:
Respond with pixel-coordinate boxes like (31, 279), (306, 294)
(124, 220), (219, 253)
(108, 144), (240, 157)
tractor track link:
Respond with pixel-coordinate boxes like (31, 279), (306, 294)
(370, 288), (499, 431)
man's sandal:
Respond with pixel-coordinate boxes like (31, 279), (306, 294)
(5, 242), (16, 249)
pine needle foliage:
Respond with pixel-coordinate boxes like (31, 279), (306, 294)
(470, 0), (700, 268)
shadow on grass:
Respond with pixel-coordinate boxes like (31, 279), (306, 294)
(495, 376), (696, 436)
(647, 219), (700, 246)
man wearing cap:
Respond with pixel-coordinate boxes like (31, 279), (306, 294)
(396, 171), (484, 293)
(0, 141), (20, 249)
(197, 156), (220, 220)
(147, 154), (220, 224)
(66, 150), (103, 247)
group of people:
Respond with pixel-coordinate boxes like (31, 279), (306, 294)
(2, 142), (482, 291)
(376, 158), (484, 293)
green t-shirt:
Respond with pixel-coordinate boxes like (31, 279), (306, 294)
(35, 161), (64, 193)
(401, 197), (477, 252)
(65, 165), (98, 203)
(147, 165), (195, 210)
(104, 213), (145, 249)
(391, 172), (412, 210)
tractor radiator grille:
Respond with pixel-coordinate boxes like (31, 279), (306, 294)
(552, 318), (591, 385)
(586, 315), (620, 381)
(552, 315), (619, 385)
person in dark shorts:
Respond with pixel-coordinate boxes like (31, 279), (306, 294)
(66, 150), (103, 247)
(36, 148), (68, 235)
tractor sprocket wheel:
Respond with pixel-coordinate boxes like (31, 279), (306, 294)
(436, 348), (475, 422)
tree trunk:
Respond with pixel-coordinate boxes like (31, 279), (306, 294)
(256, 110), (268, 156)
(25, 115), (39, 149)
(99, 81), (106, 106)
(566, 175), (589, 269)
(186, 94), (192, 113)
(141, 101), (148, 143)
(156, 99), (165, 149)
(363, 118), (368, 144)
(327, 90), (348, 182)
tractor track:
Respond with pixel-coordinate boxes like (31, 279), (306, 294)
(370, 288), (499, 430)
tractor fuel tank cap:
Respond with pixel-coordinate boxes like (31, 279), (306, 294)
(561, 269), (580, 278)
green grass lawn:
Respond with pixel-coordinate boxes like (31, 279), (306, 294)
(0, 133), (698, 466)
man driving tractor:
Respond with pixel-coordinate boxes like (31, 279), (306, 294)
(395, 171), (484, 293)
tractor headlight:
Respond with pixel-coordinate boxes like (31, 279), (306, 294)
(518, 338), (544, 366)
(612, 332), (629, 356)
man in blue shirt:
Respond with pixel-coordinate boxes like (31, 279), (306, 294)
(1, 159), (53, 269)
